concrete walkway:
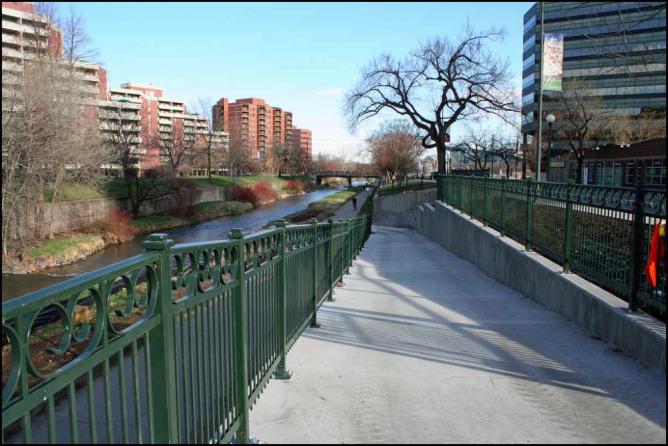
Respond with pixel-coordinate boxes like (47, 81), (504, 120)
(250, 225), (666, 443)
(332, 188), (371, 220)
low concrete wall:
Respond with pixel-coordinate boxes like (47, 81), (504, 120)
(409, 200), (665, 371)
(373, 187), (436, 229)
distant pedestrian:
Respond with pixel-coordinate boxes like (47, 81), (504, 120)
(352, 196), (357, 210)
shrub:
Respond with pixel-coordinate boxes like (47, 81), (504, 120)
(252, 182), (278, 204)
(284, 179), (305, 193)
(91, 209), (135, 242)
(230, 185), (258, 206)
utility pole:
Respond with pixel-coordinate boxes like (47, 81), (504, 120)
(535, 1), (545, 181)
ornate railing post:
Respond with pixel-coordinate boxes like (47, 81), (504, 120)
(229, 228), (250, 443)
(142, 234), (179, 444)
(273, 221), (292, 380)
(309, 218), (321, 328)
(327, 218), (335, 302)
(563, 183), (574, 273)
(525, 178), (534, 251)
(629, 184), (646, 312)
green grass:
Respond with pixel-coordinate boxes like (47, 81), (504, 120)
(360, 188), (375, 215)
(131, 215), (191, 234)
(192, 201), (253, 220)
(188, 175), (310, 190)
(379, 178), (436, 190)
(27, 234), (101, 257)
(281, 186), (364, 223)
(42, 176), (313, 202)
(43, 178), (135, 202)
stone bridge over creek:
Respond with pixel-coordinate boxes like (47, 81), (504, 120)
(313, 170), (382, 186)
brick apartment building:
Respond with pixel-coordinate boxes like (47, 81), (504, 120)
(213, 97), (313, 164)
(2, 1), (108, 104)
(292, 126), (312, 170)
(3, 2), (228, 176)
(104, 83), (229, 174)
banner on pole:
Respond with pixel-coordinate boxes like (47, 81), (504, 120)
(542, 34), (564, 92)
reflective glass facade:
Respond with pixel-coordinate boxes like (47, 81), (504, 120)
(521, 2), (666, 153)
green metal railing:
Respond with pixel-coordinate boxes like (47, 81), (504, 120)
(377, 175), (436, 197)
(436, 174), (666, 317)
(2, 214), (372, 444)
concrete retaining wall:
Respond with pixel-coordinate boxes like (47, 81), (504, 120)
(372, 188), (437, 229)
(410, 201), (666, 371)
(41, 187), (222, 235)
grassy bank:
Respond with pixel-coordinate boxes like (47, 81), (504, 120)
(42, 175), (314, 203)
(11, 177), (313, 273)
(189, 175), (310, 190)
(281, 186), (364, 223)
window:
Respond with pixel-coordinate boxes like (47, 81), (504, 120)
(523, 53), (536, 70)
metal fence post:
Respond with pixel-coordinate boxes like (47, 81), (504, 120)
(327, 218), (335, 302)
(273, 221), (292, 380)
(500, 180), (506, 236)
(469, 176), (473, 218)
(142, 234), (179, 444)
(309, 218), (321, 328)
(229, 228), (250, 443)
(482, 177), (487, 226)
(629, 184), (646, 312)
(563, 183), (574, 273)
(347, 218), (353, 273)
(525, 178), (533, 251)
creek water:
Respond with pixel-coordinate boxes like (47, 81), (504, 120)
(2, 187), (342, 301)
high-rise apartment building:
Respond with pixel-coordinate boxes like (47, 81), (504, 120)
(292, 126), (312, 170)
(521, 2), (666, 183)
(2, 1), (108, 103)
(212, 97), (299, 160)
(108, 83), (229, 173)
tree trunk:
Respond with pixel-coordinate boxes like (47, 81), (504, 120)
(436, 145), (445, 174)
(576, 158), (584, 184)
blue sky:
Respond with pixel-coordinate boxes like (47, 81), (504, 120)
(59, 1), (533, 160)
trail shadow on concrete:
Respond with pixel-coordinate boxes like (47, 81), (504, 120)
(303, 226), (666, 435)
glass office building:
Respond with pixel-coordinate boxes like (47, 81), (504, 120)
(521, 2), (666, 184)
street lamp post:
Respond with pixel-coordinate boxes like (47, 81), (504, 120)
(546, 113), (556, 182)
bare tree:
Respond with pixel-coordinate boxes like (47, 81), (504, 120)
(492, 133), (521, 179)
(99, 103), (142, 177)
(61, 6), (99, 64)
(554, 85), (613, 184)
(191, 97), (226, 179)
(345, 24), (519, 173)
(2, 4), (105, 253)
(226, 128), (252, 177)
(607, 109), (666, 145)
(366, 120), (423, 181)
(156, 119), (197, 175)
(452, 126), (495, 172)
(263, 139), (304, 176)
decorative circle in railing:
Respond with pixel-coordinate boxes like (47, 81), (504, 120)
(2, 323), (22, 406)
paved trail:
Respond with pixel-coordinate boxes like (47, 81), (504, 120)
(332, 188), (371, 220)
(250, 225), (666, 444)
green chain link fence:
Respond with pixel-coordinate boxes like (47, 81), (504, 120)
(2, 214), (372, 444)
(436, 174), (666, 318)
